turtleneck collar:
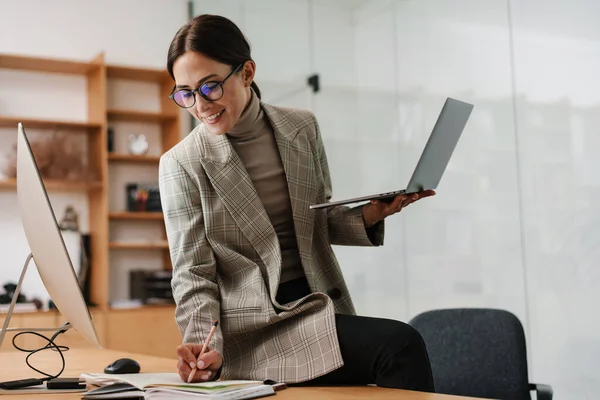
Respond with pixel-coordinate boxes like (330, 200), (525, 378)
(227, 88), (267, 140)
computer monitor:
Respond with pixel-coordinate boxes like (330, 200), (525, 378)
(4, 123), (101, 348)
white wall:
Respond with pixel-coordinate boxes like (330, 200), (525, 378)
(0, 0), (188, 67)
(193, 0), (599, 398)
(510, 0), (600, 396)
(0, 0), (189, 305)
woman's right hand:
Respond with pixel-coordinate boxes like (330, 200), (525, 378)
(176, 343), (223, 383)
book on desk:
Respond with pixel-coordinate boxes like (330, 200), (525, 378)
(80, 372), (276, 399)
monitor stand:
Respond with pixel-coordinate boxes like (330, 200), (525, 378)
(0, 253), (72, 349)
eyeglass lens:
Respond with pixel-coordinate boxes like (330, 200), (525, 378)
(172, 82), (223, 108)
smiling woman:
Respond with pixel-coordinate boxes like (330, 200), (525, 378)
(159, 13), (435, 392)
(167, 15), (261, 134)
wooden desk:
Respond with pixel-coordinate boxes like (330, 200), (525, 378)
(0, 348), (482, 399)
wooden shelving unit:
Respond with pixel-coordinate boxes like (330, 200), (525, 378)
(0, 52), (181, 312)
(0, 52), (181, 357)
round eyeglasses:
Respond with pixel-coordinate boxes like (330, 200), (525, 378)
(169, 64), (243, 108)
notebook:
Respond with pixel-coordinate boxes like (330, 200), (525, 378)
(80, 373), (275, 400)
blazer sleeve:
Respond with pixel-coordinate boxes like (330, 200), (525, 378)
(159, 154), (223, 357)
(313, 115), (385, 247)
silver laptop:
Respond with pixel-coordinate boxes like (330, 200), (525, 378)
(310, 97), (474, 210)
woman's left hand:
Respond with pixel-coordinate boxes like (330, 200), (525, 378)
(362, 190), (436, 227)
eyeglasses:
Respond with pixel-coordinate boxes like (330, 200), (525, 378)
(169, 64), (243, 108)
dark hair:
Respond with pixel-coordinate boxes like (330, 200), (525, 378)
(167, 14), (261, 99)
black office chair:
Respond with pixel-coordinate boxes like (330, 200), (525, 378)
(409, 308), (552, 400)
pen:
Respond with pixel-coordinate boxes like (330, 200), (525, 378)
(188, 320), (219, 383)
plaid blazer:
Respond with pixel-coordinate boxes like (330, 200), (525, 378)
(159, 102), (385, 383)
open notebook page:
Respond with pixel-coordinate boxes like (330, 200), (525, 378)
(81, 373), (263, 394)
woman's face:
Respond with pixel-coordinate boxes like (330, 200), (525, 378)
(172, 51), (255, 135)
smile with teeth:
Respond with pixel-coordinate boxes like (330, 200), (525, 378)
(206, 110), (224, 121)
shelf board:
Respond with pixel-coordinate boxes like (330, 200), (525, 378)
(107, 109), (177, 123)
(0, 116), (102, 130)
(0, 178), (101, 192)
(0, 179), (16, 190)
(109, 212), (163, 220)
(109, 242), (169, 250)
(107, 65), (170, 82)
(108, 304), (176, 312)
(108, 154), (161, 164)
(0, 53), (97, 75)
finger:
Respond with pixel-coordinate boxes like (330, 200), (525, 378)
(401, 194), (416, 208)
(177, 357), (192, 377)
(388, 195), (403, 208)
(389, 199), (403, 214)
(408, 190), (437, 205)
(387, 195), (405, 213)
(409, 190), (435, 205)
(396, 195), (408, 206)
(419, 190), (436, 198)
(179, 369), (188, 382)
(201, 371), (213, 380)
(177, 344), (198, 369)
(197, 350), (223, 371)
(189, 370), (213, 382)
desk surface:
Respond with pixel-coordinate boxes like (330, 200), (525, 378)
(0, 348), (482, 399)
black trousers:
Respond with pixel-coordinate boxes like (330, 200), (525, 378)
(276, 278), (435, 392)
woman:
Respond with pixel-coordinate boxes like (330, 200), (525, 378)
(159, 14), (436, 392)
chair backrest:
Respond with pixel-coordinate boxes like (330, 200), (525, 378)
(410, 308), (530, 400)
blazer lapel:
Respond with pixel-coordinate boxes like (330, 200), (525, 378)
(263, 104), (317, 283)
(196, 127), (282, 293)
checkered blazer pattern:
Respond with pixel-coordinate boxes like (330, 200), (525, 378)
(158, 102), (385, 383)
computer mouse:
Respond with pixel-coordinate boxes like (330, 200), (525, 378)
(104, 358), (141, 374)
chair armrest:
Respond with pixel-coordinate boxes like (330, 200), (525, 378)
(529, 383), (553, 400)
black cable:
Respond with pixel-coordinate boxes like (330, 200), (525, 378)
(11, 326), (69, 382)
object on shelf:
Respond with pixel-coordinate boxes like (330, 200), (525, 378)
(128, 133), (149, 155)
(107, 126), (115, 153)
(146, 187), (162, 212)
(126, 183), (162, 212)
(0, 282), (42, 310)
(2, 130), (88, 181)
(80, 234), (94, 306)
(59, 205), (80, 231)
(0, 282), (27, 304)
(130, 269), (174, 305)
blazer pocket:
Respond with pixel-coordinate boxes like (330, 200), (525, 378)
(221, 306), (262, 315)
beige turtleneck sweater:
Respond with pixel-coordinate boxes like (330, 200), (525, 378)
(226, 89), (305, 283)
